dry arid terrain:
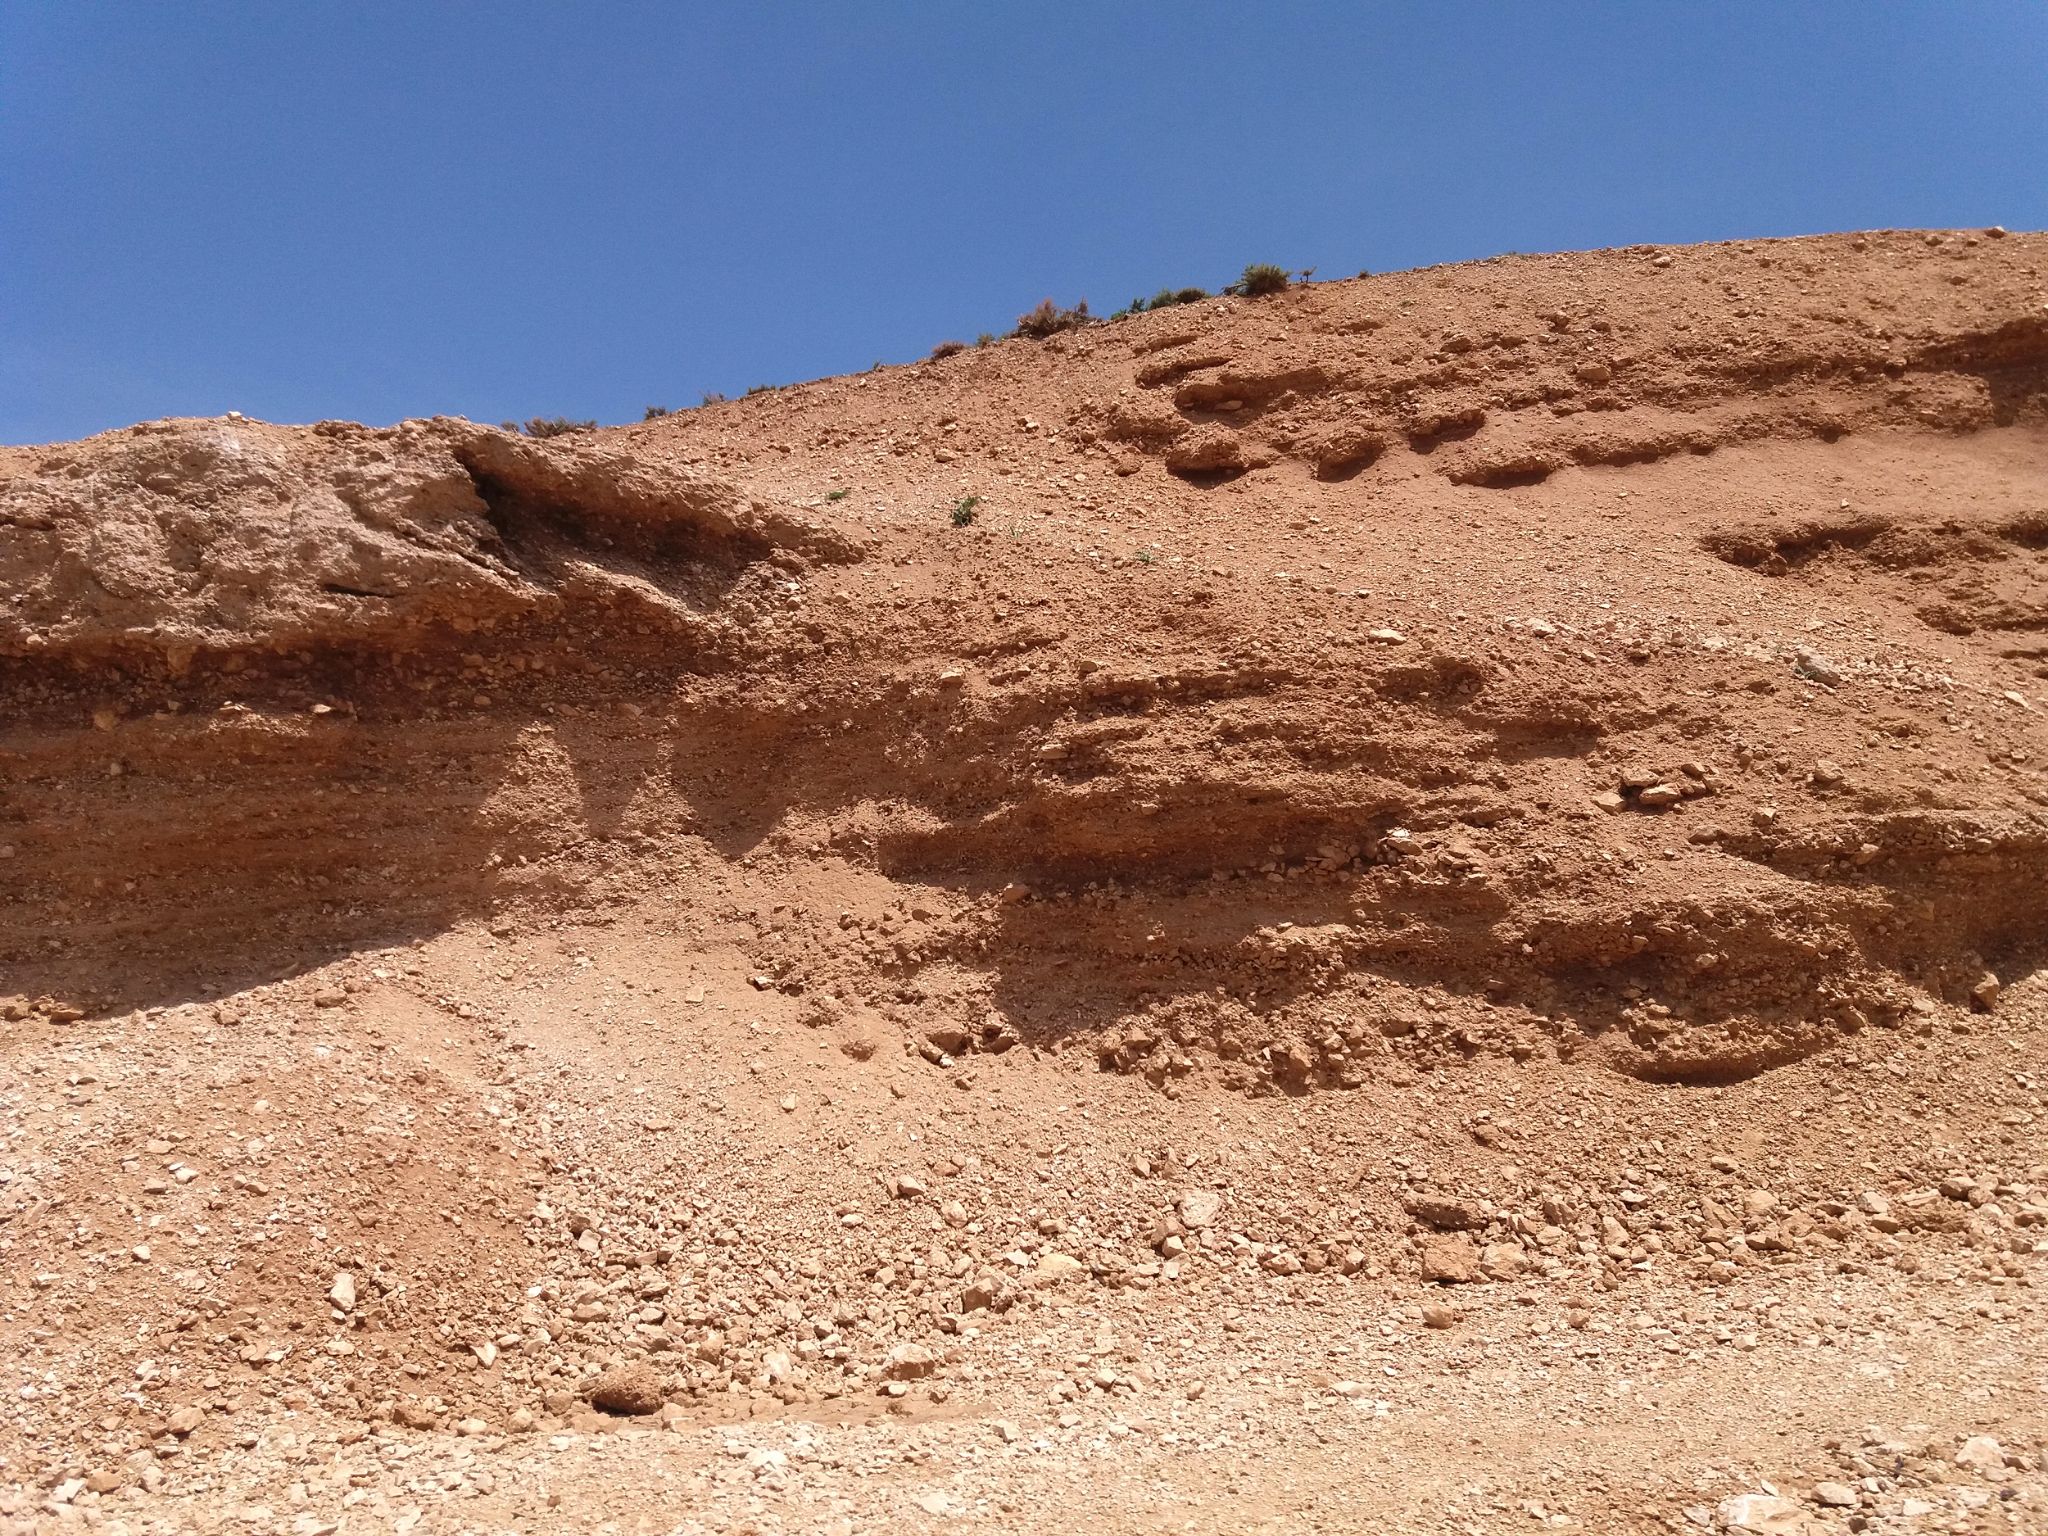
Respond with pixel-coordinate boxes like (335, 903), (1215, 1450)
(2, 229), (2046, 1536)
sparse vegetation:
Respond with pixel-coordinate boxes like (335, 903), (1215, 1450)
(699, 391), (727, 406)
(976, 332), (996, 347)
(643, 405), (673, 420)
(950, 494), (982, 527)
(744, 383), (778, 397)
(522, 416), (597, 438)
(826, 488), (850, 502)
(1013, 298), (1092, 339)
(930, 340), (967, 359)
(1116, 286), (1209, 318)
(1233, 263), (1294, 297)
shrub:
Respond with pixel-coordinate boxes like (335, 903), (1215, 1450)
(950, 494), (982, 527)
(930, 339), (967, 359)
(1115, 286), (1211, 319)
(1235, 263), (1292, 297)
(825, 488), (850, 502)
(1013, 298), (1092, 339)
(744, 383), (777, 397)
(524, 416), (596, 438)
(976, 332), (996, 347)
(643, 405), (673, 419)
(699, 391), (727, 406)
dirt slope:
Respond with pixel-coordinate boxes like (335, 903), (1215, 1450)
(1, 229), (2045, 1534)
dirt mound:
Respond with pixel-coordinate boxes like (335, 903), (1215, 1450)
(1, 230), (2044, 1532)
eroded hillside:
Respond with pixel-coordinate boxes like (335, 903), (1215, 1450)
(0, 230), (2043, 1534)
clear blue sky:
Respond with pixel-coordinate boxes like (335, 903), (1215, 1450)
(4, 2), (2045, 445)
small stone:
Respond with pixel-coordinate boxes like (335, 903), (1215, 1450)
(1418, 1235), (1480, 1284)
(1971, 973), (2000, 1011)
(165, 1405), (204, 1438)
(1955, 1435), (2006, 1473)
(312, 988), (346, 1008)
(1635, 783), (1683, 810)
(1718, 1493), (1805, 1533)
(1404, 1194), (1486, 1231)
(1812, 1482), (1857, 1508)
(1478, 1241), (1528, 1280)
(1421, 1302), (1457, 1329)
(1810, 759), (1844, 788)
(1792, 648), (1843, 687)
(1177, 1189), (1222, 1229)
(328, 1272), (356, 1311)
(883, 1344), (936, 1381)
(1034, 1252), (1086, 1284)
(892, 1172), (928, 1198)
(587, 1362), (663, 1416)
(1593, 790), (1627, 814)
(1365, 628), (1406, 644)
(779, 1093), (798, 1112)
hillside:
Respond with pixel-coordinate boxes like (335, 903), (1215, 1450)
(1, 229), (2045, 1534)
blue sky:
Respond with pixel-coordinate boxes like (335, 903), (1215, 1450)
(4, 2), (2045, 445)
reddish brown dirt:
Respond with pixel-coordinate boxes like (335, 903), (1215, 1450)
(1, 229), (2044, 1534)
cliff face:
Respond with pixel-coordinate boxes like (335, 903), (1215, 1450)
(6, 231), (2044, 1083)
